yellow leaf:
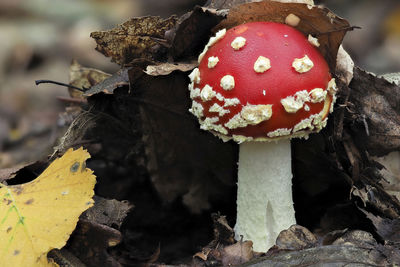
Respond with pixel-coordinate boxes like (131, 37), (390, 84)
(0, 148), (96, 266)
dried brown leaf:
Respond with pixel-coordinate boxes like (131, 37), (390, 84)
(211, 213), (235, 245)
(275, 225), (317, 250)
(171, 6), (225, 60)
(144, 62), (197, 76)
(91, 16), (177, 65)
(331, 230), (377, 248)
(245, 245), (398, 266)
(347, 67), (400, 156)
(84, 68), (129, 97)
(0, 165), (27, 182)
(217, 1), (350, 70)
(221, 241), (254, 266)
(69, 60), (111, 99)
(68, 219), (122, 267)
(81, 196), (132, 229)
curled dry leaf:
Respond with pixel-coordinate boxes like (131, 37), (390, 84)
(68, 219), (122, 267)
(194, 213), (235, 263)
(205, 0), (255, 9)
(275, 225), (317, 251)
(84, 68), (129, 97)
(245, 245), (397, 266)
(0, 164), (32, 182)
(331, 230), (377, 248)
(81, 196), (132, 229)
(69, 60), (111, 99)
(145, 62), (197, 76)
(221, 241), (254, 266)
(347, 67), (400, 156)
(336, 45), (354, 86)
(171, 6), (225, 60)
(217, 1), (350, 70)
(91, 16), (177, 65)
(363, 212), (400, 245)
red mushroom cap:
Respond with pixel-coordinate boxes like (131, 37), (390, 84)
(188, 22), (337, 143)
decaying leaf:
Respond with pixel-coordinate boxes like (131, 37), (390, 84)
(84, 68), (129, 97)
(68, 219), (122, 267)
(0, 148), (96, 266)
(52, 112), (99, 158)
(211, 213), (235, 245)
(47, 249), (85, 267)
(0, 163), (33, 182)
(171, 6), (225, 60)
(91, 16), (177, 65)
(217, 1), (350, 70)
(144, 62), (197, 76)
(221, 241), (254, 266)
(206, 0), (255, 9)
(363, 211), (400, 245)
(81, 196), (132, 228)
(245, 244), (397, 266)
(275, 225), (317, 250)
(193, 214), (235, 264)
(69, 60), (111, 99)
(347, 67), (400, 156)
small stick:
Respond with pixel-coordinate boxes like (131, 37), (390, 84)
(35, 80), (86, 92)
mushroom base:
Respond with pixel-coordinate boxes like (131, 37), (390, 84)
(234, 139), (296, 252)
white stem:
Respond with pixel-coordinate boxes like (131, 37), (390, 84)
(234, 140), (296, 252)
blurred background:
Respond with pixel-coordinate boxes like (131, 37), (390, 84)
(0, 0), (399, 167)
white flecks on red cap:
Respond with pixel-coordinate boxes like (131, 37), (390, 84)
(241, 104), (273, 124)
(189, 101), (204, 118)
(208, 56), (219, 68)
(223, 97), (240, 107)
(285, 14), (301, 27)
(225, 104), (272, 129)
(281, 96), (303, 113)
(199, 117), (228, 135)
(254, 56), (271, 73)
(188, 68), (201, 84)
(280, 90), (311, 113)
(200, 116), (219, 130)
(215, 92), (225, 102)
(308, 35), (320, 47)
(327, 78), (337, 113)
(198, 29), (227, 63)
(327, 78), (337, 95)
(232, 135), (253, 144)
(293, 115), (315, 133)
(220, 75), (235, 90)
(309, 88), (326, 103)
(200, 84), (216, 101)
(189, 86), (201, 99)
(231, 36), (246, 50)
(225, 113), (247, 129)
(304, 104), (310, 111)
(292, 55), (314, 73)
(209, 103), (230, 117)
(267, 128), (292, 138)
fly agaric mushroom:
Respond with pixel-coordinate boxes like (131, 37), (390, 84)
(188, 22), (337, 252)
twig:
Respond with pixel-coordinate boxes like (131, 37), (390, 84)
(35, 80), (86, 92)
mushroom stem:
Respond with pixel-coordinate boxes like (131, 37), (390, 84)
(234, 139), (296, 252)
